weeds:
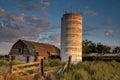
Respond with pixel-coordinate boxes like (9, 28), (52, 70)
(55, 61), (120, 80)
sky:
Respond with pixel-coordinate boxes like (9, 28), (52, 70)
(0, 0), (120, 55)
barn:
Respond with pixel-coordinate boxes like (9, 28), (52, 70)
(9, 40), (60, 63)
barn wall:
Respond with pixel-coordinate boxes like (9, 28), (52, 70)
(9, 41), (30, 55)
(9, 55), (35, 63)
(37, 56), (48, 60)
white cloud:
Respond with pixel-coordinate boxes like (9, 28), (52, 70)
(7, 13), (25, 22)
(105, 30), (120, 36)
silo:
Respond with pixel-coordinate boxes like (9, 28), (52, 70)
(61, 13), (82, 63)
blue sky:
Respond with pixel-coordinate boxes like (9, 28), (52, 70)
(0, 0), (120, 54)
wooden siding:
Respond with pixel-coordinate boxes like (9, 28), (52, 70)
(9, 40), (30, 55)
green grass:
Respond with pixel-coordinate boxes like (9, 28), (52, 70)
(44, 59), (62, 67)
(55, 61), (120, 80)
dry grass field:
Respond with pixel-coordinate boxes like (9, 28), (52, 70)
(0, 59), (120, 80)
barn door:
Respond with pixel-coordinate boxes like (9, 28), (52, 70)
(11, 56), (15, 61)
(26, 56), (29, 63)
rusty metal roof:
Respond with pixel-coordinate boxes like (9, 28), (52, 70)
(10, 39), (60, 56)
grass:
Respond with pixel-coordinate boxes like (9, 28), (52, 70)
(0, 60), (23, 80)
(54, 60), (120, 80)
(0, 59), (120, 80)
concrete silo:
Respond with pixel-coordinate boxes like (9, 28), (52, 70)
(61, 13), (82, 63)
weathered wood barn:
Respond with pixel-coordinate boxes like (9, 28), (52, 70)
(9, 40), (60, 62)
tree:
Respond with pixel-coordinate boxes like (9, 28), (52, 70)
(88, 42), (97, 53)
(96, 43), (104, 53)
(96, 43), (111, 54)
(102, 45), (111, 53)
(82, 40), (92, 54)
(82, 40), (111, 54)
(112, 47), (120, 53)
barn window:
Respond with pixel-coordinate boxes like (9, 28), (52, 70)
(18, 48), (22, 53)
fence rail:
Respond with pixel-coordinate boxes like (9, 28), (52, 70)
(12, 61), (40, 68)
(10, 57), (72, 79)
(11, 61), (40, 74)
(10, 57), (72, 78)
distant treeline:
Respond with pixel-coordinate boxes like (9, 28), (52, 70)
(82, 40), (120, 54)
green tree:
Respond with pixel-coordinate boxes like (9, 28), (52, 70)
(96, 43), (103, 53)
(112, 47), (120, 53)
(88, 42), (97, 53)
(102, 45), (111, 53)
(82, 40), (111, 54)
(82, 40), (92, 54)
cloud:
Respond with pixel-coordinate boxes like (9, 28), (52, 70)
(7, 13), (25, 22)
(26, 15), (39, 23)
(0, 15), (51, 43)
(0, 8), (4, 18)
(18, 0), (50, 16)
(43, 12), (50, 17)
(83, 26), (99, 32)
(105, 30), (113, 36)
(84, 6), (89, 9)
(83, 9), (98, 21)
(19, 0), (50, 6)
(83, 26), (99, 37)
(103, 19), (116, 26)
(84, 10), (98, 17)
(23, 5), (46, 11)
(48, 34), (60, 43)
(40, 0), (50, 6)
(38, 34), (60, 47)
(105, 30), (120, 36)
(83, 33), (96, 37)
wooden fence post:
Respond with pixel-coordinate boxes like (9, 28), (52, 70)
(41, 59), (44, 77)
(10, 63), (12, 73)
(67, 56), (72, 69)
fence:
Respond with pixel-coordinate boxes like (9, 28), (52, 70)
(10, 61), (40, 75)
(10, 56), (72, 77)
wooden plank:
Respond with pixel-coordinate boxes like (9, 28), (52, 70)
(12, 66), (40, 73)
(58, 62), (68, 73)
(13, 61), (40, 68)
(13, 67), (20, 70)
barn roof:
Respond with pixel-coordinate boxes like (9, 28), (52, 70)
(10, 40), (60, 56)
